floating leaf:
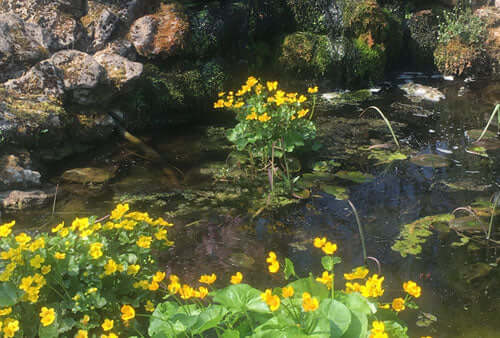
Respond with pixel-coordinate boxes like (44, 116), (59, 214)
(409, 154), (450, 168)
(368, 150), (407, 165)
(392, 214), (454, 257)
(334, 171), (374, 184)
(320, 184), (349, 200)
(460, 263), (492, 283)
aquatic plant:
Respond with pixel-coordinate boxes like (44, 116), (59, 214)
(149, 238), (424, 337)
(360, 106), (400, 149)
(214, 77), (318, 191)
(476, 104), (500, 143)
(0, 204), (174, 337)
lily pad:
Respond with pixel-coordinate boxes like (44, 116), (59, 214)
(392, 214), (454, 257)
(299, 172), (336, 188)
(416, 312), (437, 328)
(465, 146), (488, 157)
(334, 171), (375, 184)
(320, 184), (349, 200)
(410, 154), (450, 168)
(368, 150), (407, 165)
(228, 252), (255, 269)
(313, 160), (341, 172)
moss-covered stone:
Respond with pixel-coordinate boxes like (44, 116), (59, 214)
(286, 0), (341, 35)
(278, 32), (335, 79)
(344, 35), (386, 85)
(406, 10), (440, 70)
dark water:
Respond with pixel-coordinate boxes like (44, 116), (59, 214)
(5, 75), (500, 337)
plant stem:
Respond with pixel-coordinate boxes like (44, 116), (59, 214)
(348, 200), (367, 262)
(476, 104), (500, 142)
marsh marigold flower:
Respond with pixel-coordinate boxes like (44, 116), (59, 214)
(3, 319), (19, 338)
(30, 255), (45, 269)
(0, 221), (14, 237)
(136, 236), (152, 249)
(313, 237), (327, 248)
(322, 241), (337, 255)
(102, 319), (114, 331)
(316, 271), (334, 289)
(179, 284), (195, 300)
(196, 286), (209, 299)
(75, 330), (88, 338)
(104, 259), (118, 275)
(267, 81), (278, 91)
(89, 243), (104, 259)
(230, 272), (243, 284)
(199, 273), (216, 285)
(261, 289), (280, 311)
(403, 280), (421, 298)
(121, 305), (135, 321)
(344, 266), (369, 280)
(360, 274), (384, 298)
(258, 113), (271, 122)
(54, 252), (66, 260)
(282, 286), (294, 298)
(308, 86), (318, 94)
(127, 264), (140, 275)
(111, 203), (129, 220)
(268, 260), (280, 273)
(302, 292), (319, 312)
(145, 300), (155, 312)
(370, 321), (387, 338)
(15, 232), (31, 245)
(0, 307), (12, 316)
(40, 307), (56, 327)
(101, 334), (118, 338)
(391, 297), (405, 312)
(81, 315), (90, 324)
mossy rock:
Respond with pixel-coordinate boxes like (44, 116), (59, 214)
(285, 0), (342, 35)
(278, 32), (336, 79)
(344, 35), (386, 85)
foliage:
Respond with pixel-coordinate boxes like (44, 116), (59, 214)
(0, 204), (174, 337)
(286, 0), (333, 34)
(150, 237), (425, 337)
(214, 77), (318, 190)
(352, 35), (386, 82)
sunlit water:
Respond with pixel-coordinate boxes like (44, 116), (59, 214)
(4, 75), (500, 337)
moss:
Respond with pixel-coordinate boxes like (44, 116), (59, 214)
(278, 32), (333, 79)
(344, 35), (386, 86)
(286, 0), (330, 34)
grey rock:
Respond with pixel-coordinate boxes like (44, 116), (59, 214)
(129, 15), (157, 57)
(399, 82), (446, 102)
(0, 188), (55, 210)
(0, 151), (41, 190)
(94, 50), (143, 89)
(0, 14), (49, 82)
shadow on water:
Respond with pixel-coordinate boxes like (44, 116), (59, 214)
(4, 75), (500, 337)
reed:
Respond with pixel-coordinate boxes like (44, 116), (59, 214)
(360, 106), (401, 149)
(476, 104), (500, 142)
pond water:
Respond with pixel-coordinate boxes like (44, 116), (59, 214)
(4, 74), (500, 337)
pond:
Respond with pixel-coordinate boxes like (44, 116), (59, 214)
(4, 74), (500, 337)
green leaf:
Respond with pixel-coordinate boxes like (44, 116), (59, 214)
(213, 284), (270, 314)
(67, 255), (79, 277)
(384, 320), (409, 338)
(191, 305), (228, 335)
(287, 276), (329, 300)
(321, 256), (334, 271)
(336, 292), (375, 315)
(318, 299), (351, 336)
(221, 329), (240, 338)
(342, 309), (368, 338)
(332, 257), (342, 265)
(0, 282), (19, 307)
(284, 258), (296, 280)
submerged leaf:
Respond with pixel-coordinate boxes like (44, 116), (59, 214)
(334, 171), (375, 184)
(410, 154), (450, 168)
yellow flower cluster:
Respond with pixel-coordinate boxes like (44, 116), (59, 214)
(261, 289), (280, 311)
(316, 271), (334, 289)
(313, 237), (337, 255)
(230, 272), (243, 284)
(266, 251), (280, 273)
(40, 307), (56, 326)
(403, 280), (421, 298)
(344, 266), (369, 280)
(370, 321), (388, 338)
(0, 221), (14, 238)
(282, 286), (294, 298)
(19, 273), (46, 303)
(345, 274), (385, 298)
(2, 318), (19, 338)
(302, 292), (319, 312)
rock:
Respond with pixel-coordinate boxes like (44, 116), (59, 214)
(0, 151), (41, 190)
(101, 39), (137, 59)
(61, 167), (116, 184)
(129, 3), (189, 58)
(0, 14), (49, 82)
(286, 0), (343, 35)
(278, 32), (337, 79)
(0, 188), (55, 210)
(399, 83), (445, 102)
(94, 50), (143, 89)
(88, 8), (120, 51)
(0, 0), (87, 52)
(476, 6), (500, 77)
(390, 102), (434, 118)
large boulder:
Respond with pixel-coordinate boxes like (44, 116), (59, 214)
(0, 188), (56, 210)
(129, 3), (189, 58)
(476, 6), (500, 77)
(0, 150), (41, 191)
(94, 50), (143, 90)
(286, 0), (343, 35)
(0, 14), (49, 82)
(0, 0), (87, 52)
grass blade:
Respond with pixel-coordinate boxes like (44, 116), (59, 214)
(360, 106), (400, 149)
(476, 104), (500, 142)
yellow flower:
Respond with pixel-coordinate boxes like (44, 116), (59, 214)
(81, 314), (90, 324)
(155, 229), (168, 241)
(170, 274), (180, 283)
(59, 228), (69, 237)
(71, 217), (89, 231)
(391, 297), (405, 312)
(179, 284), (195, 300)
(15, 233), (31, 245)
(0, 307), (12, 316)
(127, 264), (140, 275)
(282, 286), (294, 298)
(316, 271), (334, 289)
(102, 319), (114, 331)
(0, 221), (15, 237)
(258, 113), (271, 122)
(403, 280), (421, 298)
(261, 289), (280, 311)
(370, 321), (387, 338)
(268, 260), (279, 273)
(245, 111), (258, 120)
(145, 300), (155, 312)
(313, 237), (327, 248)
(196, 286), (209, 299)
(136, 236), (152, 249)
(322, 241), (337, 255)
(54, 252), (66, 260)
(29, 238), (45, 252)
(246, 76), (258, 87)
(297, 95), (307, 103)
(86, 287), (97, 294)
(30, 255), (45, 269)
(230, 272), (243, 284)
(199, 273), (217, 285)
(360, 274), (385, 298)
(345, 282), (361, 293)
(307, 86), (318, 94)
(218, 92), (225, 97)
(266, 251), (277, 264)
(51, 222), (64, 233)
(104, 259), (118, 275)
(153, 271), (166, 283)
(149, 281), (159, 291)
(3, 318), (19, 338)
(89, 243), (104, 259)
(297, 108), (309, 118)
(75, 329), (88, 338)
(101, 333), (119, 338)
(168, 281), (180, 294)
(344, 266), (369, 280)
(266, 81), (278, 91)
(302, 292), (319, 312)
(40, 307), (56, 326)
(121, 305), (135, 321)
(111, 203), (129, 220)
(152, 217), (173, 227)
